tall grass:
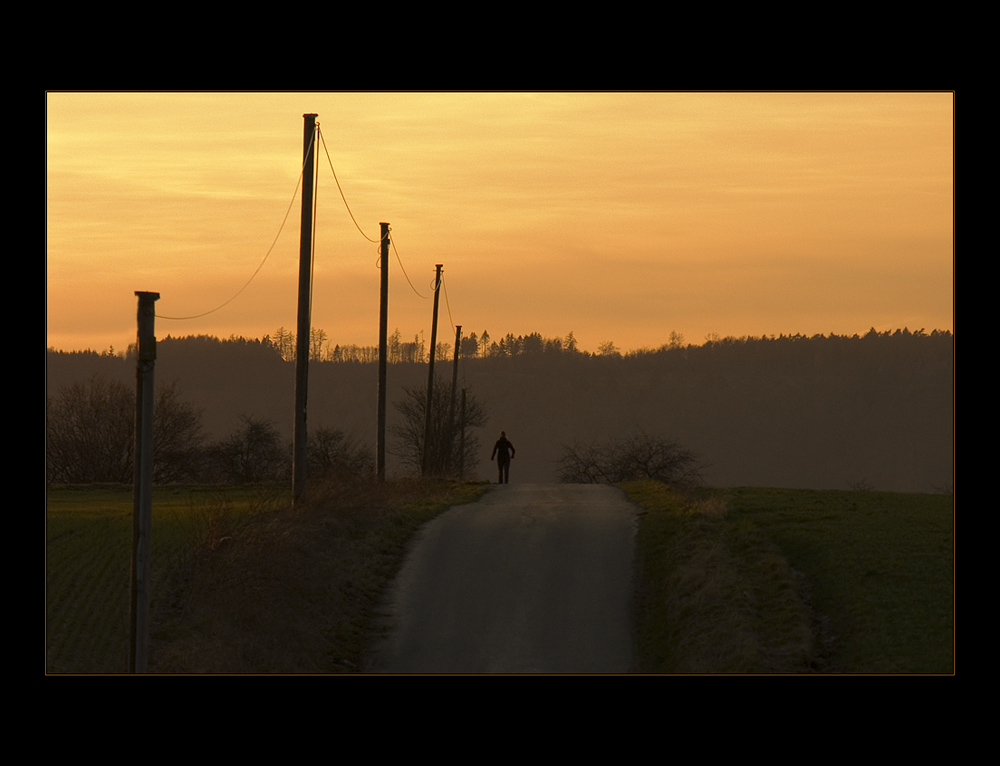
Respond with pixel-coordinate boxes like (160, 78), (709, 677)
(149, 479), (487, 673)
(46, 484), (291, 673)
(625, 482), (954, 674)
(49, 481), (952, 674)
(722, 487), (953, 673)
(626, 482), (815, 673)
(45, 480), (486, 674)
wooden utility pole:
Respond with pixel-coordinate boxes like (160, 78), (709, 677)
(459, 388), (467, 479)
(422, 264), (443, 476)
(448, 325), (462, 474)
(450, 325), (462, 416)
(377, 222), (390, 482)
(130, 290), (159, 673)
(293, 113), (317, 506)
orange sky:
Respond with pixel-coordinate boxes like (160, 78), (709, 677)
(45, 91), (954, 355)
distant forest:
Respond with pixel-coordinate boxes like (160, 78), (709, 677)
(46, 328), (954, 493)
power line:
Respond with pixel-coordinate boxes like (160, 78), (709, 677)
(318, 126), (429, 303)
(317, 125), (380, 244)
(156, 129), (316, 322)
(442, 275), (455, 332)
(157, 124), (442, 329)
(389, 229), (430, 300)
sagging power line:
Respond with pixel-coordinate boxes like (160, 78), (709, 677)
(145, 113), (469, 490)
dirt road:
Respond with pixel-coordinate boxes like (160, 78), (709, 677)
(367, 483), (639, 674)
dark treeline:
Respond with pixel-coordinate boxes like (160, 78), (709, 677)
(239, 326), (586, 363)
(71, 328), (580, 365)
(46, 328), (953, 493)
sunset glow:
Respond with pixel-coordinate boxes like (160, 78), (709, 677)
(46, 91), (954, 354)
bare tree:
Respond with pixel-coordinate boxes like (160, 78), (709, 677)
(270, 327), (295, 361)
(211, 415), (289, 483)
(310, 328), (328, 361)
(308, 427), (374, 480)
(46, 377), (206, 484)
(597, 340), (620, 357)
(152, 382), (206, 483)
(666, 330), (686, 349)
(555, 439), (610, 484)
(559, 431), (702, 488)
(390, 378), (488, 477)
(46, 376), (133, 483)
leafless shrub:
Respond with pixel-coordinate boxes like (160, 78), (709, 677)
(558, 431), (702, 488)
(390, 378), (488, 478)
(46, 376), (205, 484)
(308, 427), (374, 481)
(210, 414), (289, 484)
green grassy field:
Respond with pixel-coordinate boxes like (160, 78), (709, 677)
(47, 487), (131, 673)
(46, 484), (292, 673)
(624, 483), (954, 674)
(723, 487), (954, 673)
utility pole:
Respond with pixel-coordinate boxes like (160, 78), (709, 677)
(450, 325), (462, 415)
(130, 290), (159, 673)
(448, 325), (462, 475)
(377, 222), (390, 482)
(459, 388), (467, 479)
(422, 264), (443, 476)
(293, 113), (317, 506)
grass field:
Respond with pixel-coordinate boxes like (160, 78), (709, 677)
(47, 481), (954, 674)
(45, 484), (294, 673)
(723, 487), (954, 673)
(624, 483), (954, 674)
(45, 481), (486, 674)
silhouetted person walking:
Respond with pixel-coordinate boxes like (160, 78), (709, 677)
(491, 431), (515, 484)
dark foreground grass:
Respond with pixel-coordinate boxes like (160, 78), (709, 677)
(46, 480), (486, 674)
(46, 483), (294, 673)
(46, 486), (134, 673)
(151, 478), (486, 673)
(49, 480), (953, 674)
(722, 487), (954, 674)
(625, 482), (954, 674)
(625, 482), (816, 673)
